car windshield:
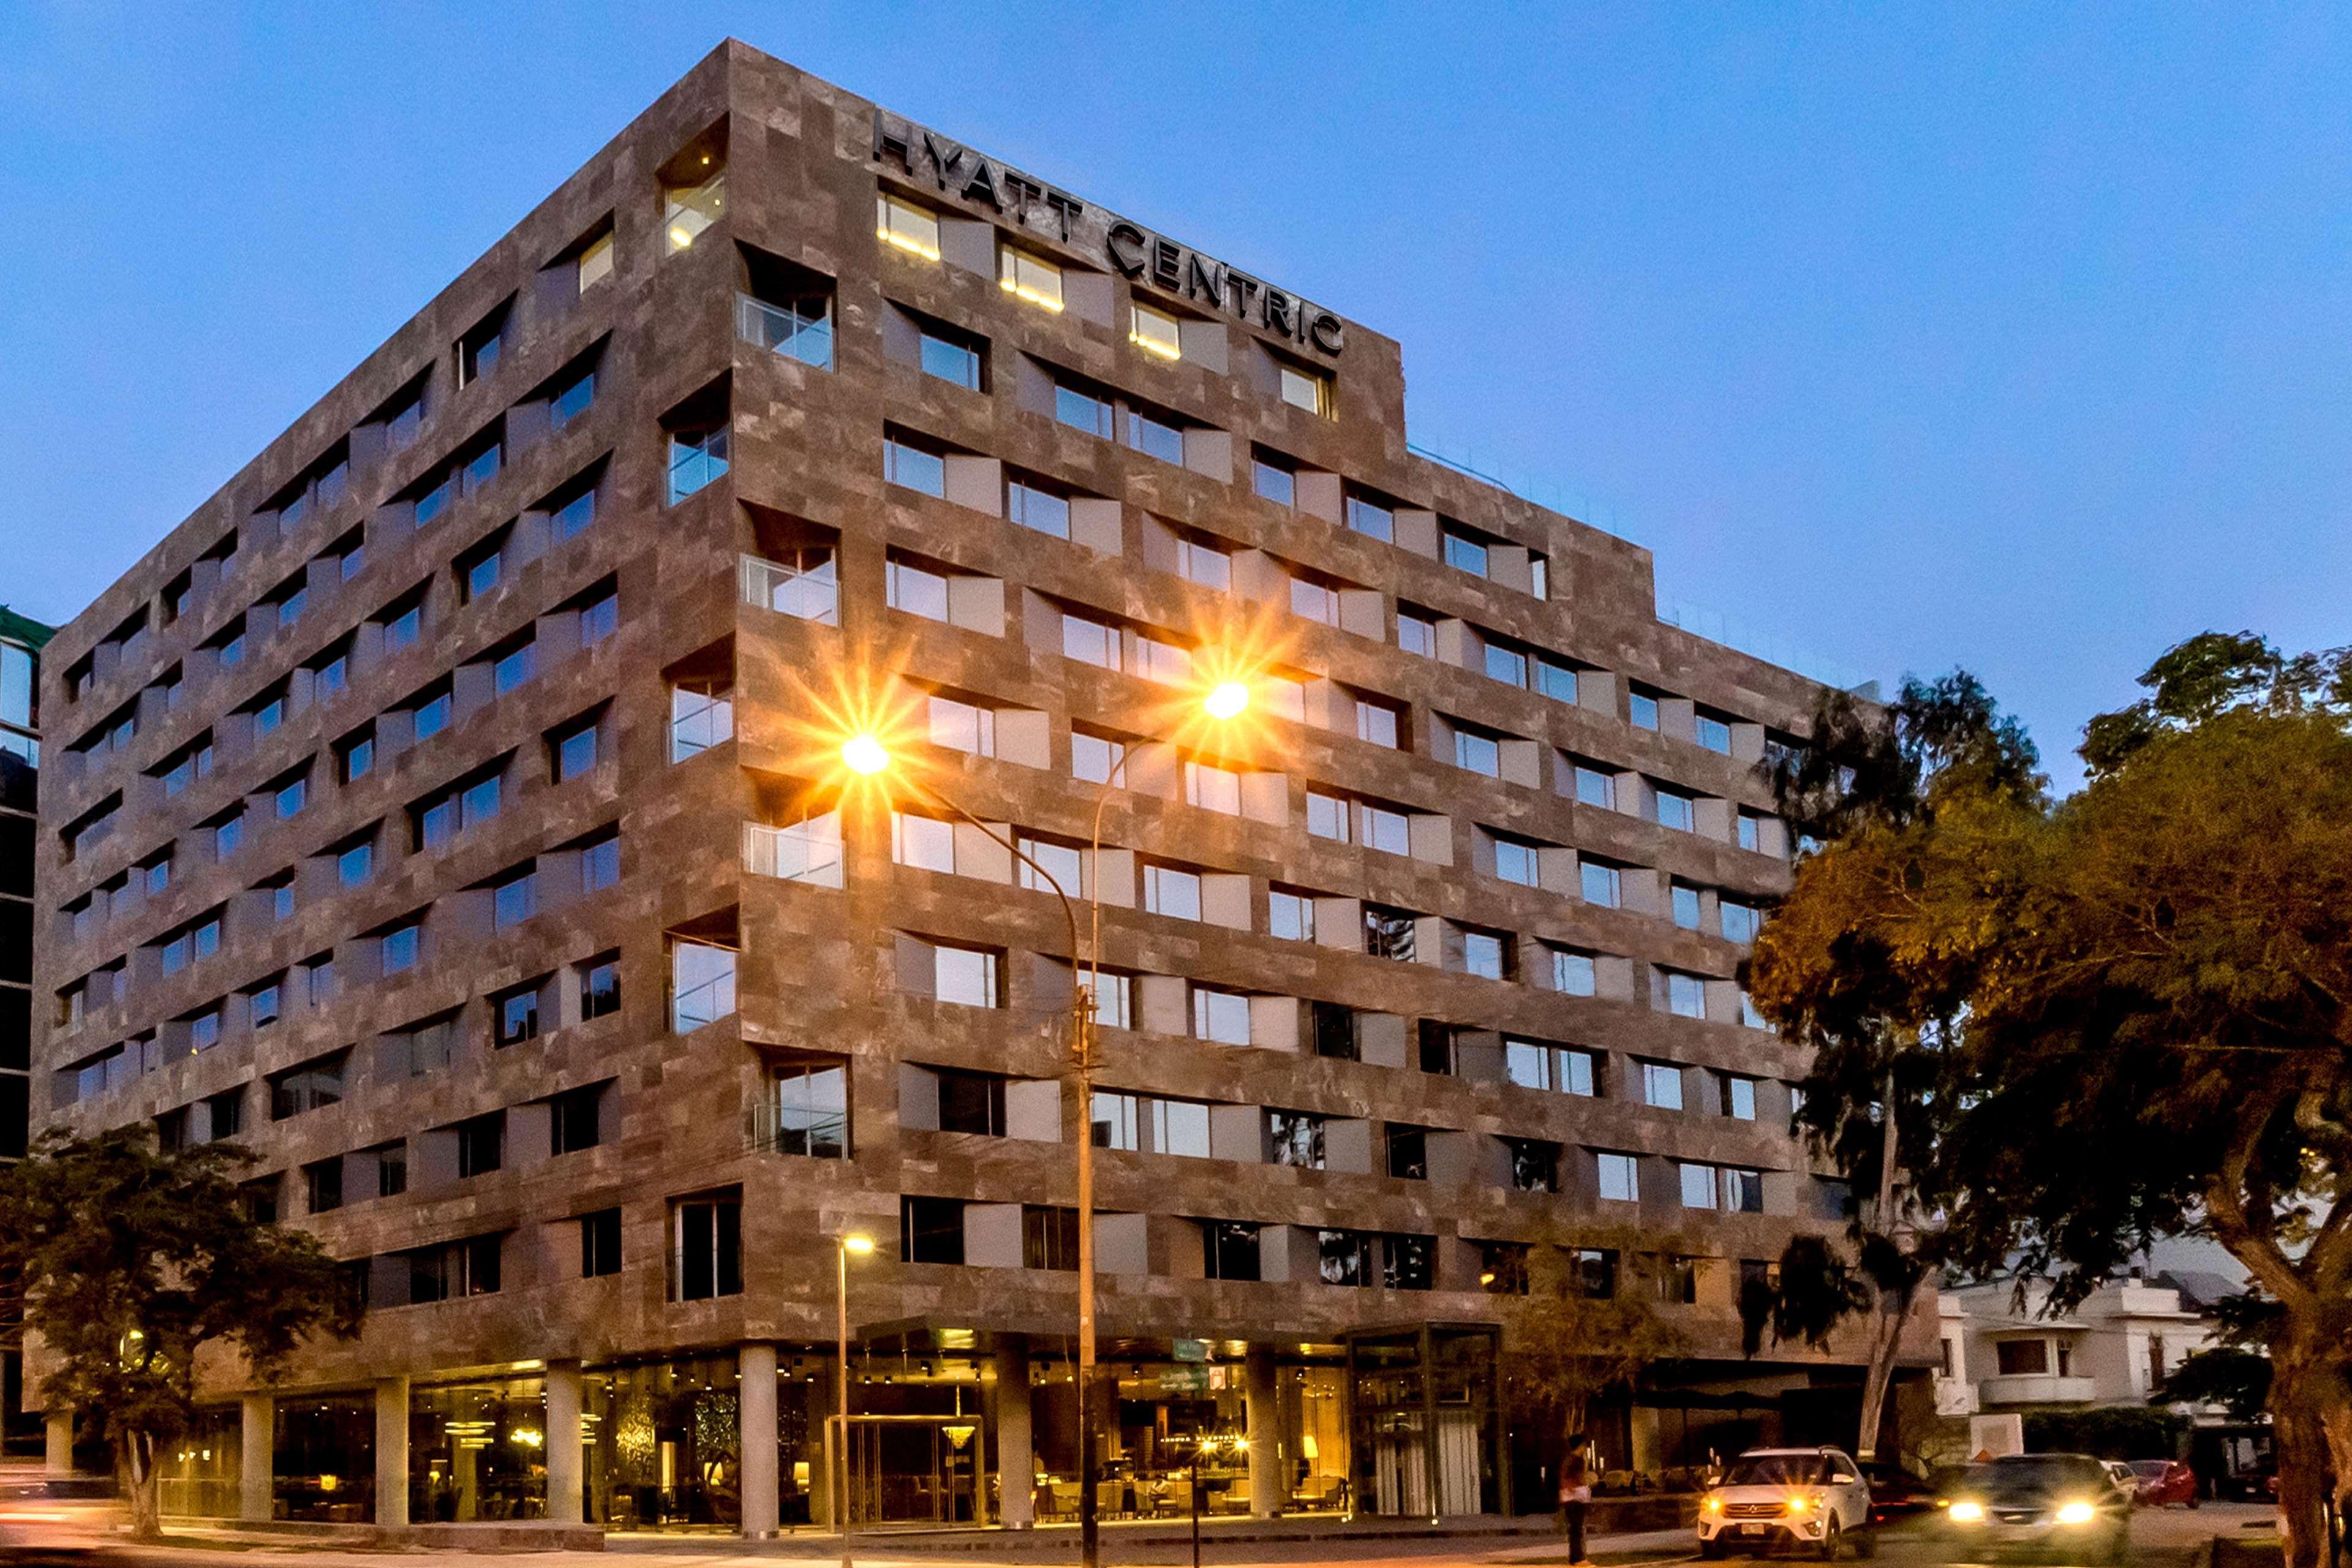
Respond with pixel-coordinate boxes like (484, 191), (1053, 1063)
(2130, 1461), (2171, 1479)
(1964, 1457), (2109, 1493)
(1725, 1454), (1834, 1487)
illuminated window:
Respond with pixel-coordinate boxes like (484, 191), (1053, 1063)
(876, 192), (942, 260)
(664, 162), (726, 252)
(998, 244), (1065, 312)
(1279, 363), (1332, 416)
(576, 229), (614, 292)
(1129, 302), (1182, 360)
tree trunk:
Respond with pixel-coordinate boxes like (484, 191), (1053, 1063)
(119, 1428), (162, 1540)
(1852, 1283), (1911, 1463)
(2268, 1338), (2336, 1568)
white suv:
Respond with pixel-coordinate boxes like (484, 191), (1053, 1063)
(1698, 1446), (1874, 1558)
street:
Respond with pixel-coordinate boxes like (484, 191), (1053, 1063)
(0, 1503), (2278, 1568)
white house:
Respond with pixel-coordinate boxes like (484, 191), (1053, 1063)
(1933, 1271), (2229, 1418)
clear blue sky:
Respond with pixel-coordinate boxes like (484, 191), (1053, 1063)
(6, 4), (2346, 786)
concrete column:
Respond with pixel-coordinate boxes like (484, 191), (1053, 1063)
(1245, 1348), (1283, 1520)
(43, 1409), (73, 1476)
(546, 1360), (583, 1526)
(993, 1336), (1034, 1529)
(239, 1393), (274, 1523)
(374, 1376), (410, 1528)
(739, 1343), (780, 1539)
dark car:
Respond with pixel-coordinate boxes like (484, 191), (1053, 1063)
(1858, 1462), (1944, 1528)
(1942, 1453), (2133, 1563)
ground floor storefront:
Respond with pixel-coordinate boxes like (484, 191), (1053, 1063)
(144, 1325), (1512, 1535)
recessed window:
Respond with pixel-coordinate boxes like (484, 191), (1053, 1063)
(1672, 882), (1703, 930)
(1655, 789), (1696, 832)
(932, 943), (998, 1008)
(550, 1084), (604, 1155)
(336, 836), (374, 889)
(492, 867), (537, 930)
(579, 956), (620, 1020)
(671, 940), (737, 1030)
(382, 922), (421, 975)
(494, 983), (541, 1047)
(1398, 612), (1435, 657)
(1055, 383), (1113, 440)
(492, 639), (535, 696)
(578, 587), (619, 646)
(1192, 987), (1252, 1046)
(549, 364), (597, 431)
(275, 775), (308, 819)
(1071, 731), (1124, 785)
(576, 228), (614, 293)
(1629, 690), (1660, 730)
(1663, 971), (1708, 1019)
(1060, 612), (1120, 671)
(668, 424), (729, 503)
(579, 1209), (622, 1278)
(456, 1112), (505, 1178)
(1536, 659), (1578, 704)
(380, 595), (424, 654)
(1129, 303), (1182, 360)
(458, 304), (508, 386)
(336, 727), (375, 785)
(1597, 1152), (1640, 1204)
(669, 680), (733, 761)
(1580, 861), (1621, 908)
(1574, 764), (1617, 810)
(1125, 407), (1184, 465)
(918, 327), (982, 390)
(1354, 697), (1401, 749)
(1344, 494), (1393, 543)
(876, 192), (942, 260)
(1695, 714), (1734, 754)
(884, 432), (947, 497)
(1278, 362), (1332, 417)
(1269, 888), (1316, 941)
(664, 155), (726, 252)
(1183, 760), (1241, 815)
(1141, 863), (1202, 921)
(1553, 948), (1597, 996)
(1722, 1075), (1757, 1120)
(1252, 453), (1297, 507)
(581, 830), (620, 893)
(1443, 529), (1490, 577)
(1721, 901), (1762, 944)
(1174, 534), (1230, 591)
(551, 715), (601, 782)
(1491, 833), (1539, 888)
(1006, 477), (1071, 540)
(997, 244), (1065, 312)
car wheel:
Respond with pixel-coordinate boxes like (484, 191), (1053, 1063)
(1817, 1516), (1842, 1560)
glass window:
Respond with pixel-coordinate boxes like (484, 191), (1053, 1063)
(1398, 612), (1435, 657)
(554, 720), (600, 782)
(1252, 457), (1295, 506)
(1016, 834), (1082, 896)
(1721, 902), (1761, 944)
(1090, 1091), (1140, 1151)
(1493, 835), (1539, 888)
(1135, 636), (1191, 685)
(933, 944), (998, 1008)
(1444, 531), (1489, 576)
(276, 777), (307, 818)
(576, 230), (613, 292)
(669, 681), (733, 761)
(1306, 791), (1348, 842)
(1696, 715), (1733, 753)
(1680, 1161), (1717, 1210)
(1454, 728), (1501, 777)
(671, 941), (737, 1030)
(493, 870), (537, 929)
(671, 1197), (742, 1301)
(1461, 930), (1508, 980)
(1362, 804), (1410, 855)
(1055, 385), (1113, 439)
(997, 245), (1064, 311)
(384, 602), (422, 652)
(875, 192), (941, 260)
(1723, 1076), (1757, 1120)
(1629, 691), (1660, 729)
(1355, 699), (1399, 748)
(771, 1063), (848, 1158)
(1125, 409), (1184, 464)
(667, 426), (730, 503)
(1060, 614), (1119, 670)
(1155, 1099), (1211, 1158)
(891, 811), (956, 873)
(496, 986), (541, 1046)
(926, 695), (994, 756)
(582, 833), (619, 892)
(1006, 480), (1071, 539)
(1142, 864), (1201, 921)
(382, 924), (420, 974)
(1574, 766), (1616, 810)
(1672, 883), (1702, 930)
(1175, 537), (1231, 590)
(1193, 987), (1252, 1045)
(887, 558), (951, 620)
(492, 641), (534, 695)
(884, 435), (946, 496)
(1597, 1152), (1640, 1203)
(337, 839), (373, 888)
(1268, 889), (1315, 941)
(1290, 576), (1340, 625)
(1484, 643), (1526, 686)
(1553, 948), (1597, 996)
(1071, 731), (1124, 785)
(551, 368), (596, 429)
(1643, 1061), (1685, 1109)
(1667, 971), (1708, 1019)
(1580, 862), (1620, 907)
(580, 957), (620, 1020)
(1738, 812), (1765, 853)
(919, 330), (982, 388)
(1278, 363), (1330, 415)
(1656, 790), (1695, 832)
(1536, 659), (1578, 703)
(664, 162), (726, 252)
(338, 731), (374, 784)
(1344, 495), (1393, 542)
(1183, 761), (1240, 815)
(1129, 302), (1182, 360)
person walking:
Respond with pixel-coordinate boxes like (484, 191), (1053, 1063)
(1558, 1433), (1593, 1564)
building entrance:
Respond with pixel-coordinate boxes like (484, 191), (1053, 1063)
(836, 1413), (986, 1525)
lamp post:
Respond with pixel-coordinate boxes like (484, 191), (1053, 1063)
(842, 674), (1255, 1568)
(835, 1232), (873, 1568)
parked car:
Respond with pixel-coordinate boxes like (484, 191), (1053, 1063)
(2128, 1459), (2198, 1509)
(1858, 1461), (1944, 1528)
(1698, 1446), (1875, 1559)
(1941, 1453), (2133, 1563)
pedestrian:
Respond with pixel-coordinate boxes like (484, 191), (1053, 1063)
(1558, 1433), (1593, 1564)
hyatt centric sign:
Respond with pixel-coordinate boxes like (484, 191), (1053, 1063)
(872, 109), (1346, 358)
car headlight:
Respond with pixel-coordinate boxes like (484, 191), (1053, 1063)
(2056, 1501), (2097, 1526)
(1704, 1496), (1723, 1514)
(1949, 1501), (1985, 1524)
(1787, 1494), (1811, 1513)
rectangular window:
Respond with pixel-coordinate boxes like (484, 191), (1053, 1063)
(1581, 861), (1621, 908)
(1175, 535), (1231, 591)
(1289, 576), (1340, 625)
(884, 433), (946, 496)
(1251, 455), (1296, 506)
(494, 984), (541, 1047)
(1679, 1161), (1718, 1210)
(1398, 611), (1435, 657)
(1090, 1090), (1140, 1151)
(1306, 790), (1348, 842)
(891, 810), (956, 874)
(927, 695), (996, 757)
(919, 328), (982, 389)
(1142, 864), (1202, 921)
(1642, 1061), (1686, 1110)
(1508, 1139), (1559, 1193)
(1155, 1100), (1212, 1158)
(886, 557), (951, 620)
(932, 943), (998, 1008)
(1110, 295), (1182, 358)
(1655, 789), (1696, 832)
(1060, 613), (1120, 671)
(1443, 530), (1490, 576)
(1491, 834), (1539, 888)
(552, 716), (601, 782)
(1071, 731), (1124, 785)
(578, 588), (619, 646)
(900, 1196), (965, 1264)
(1016, 834), (1083, 897)
(382, 922), (420, 975)
(1278, 363), (1331, 416)
(1454, 726), (1501, 777)
(1671, 883), (1703, 930)
(492, 868), (537, 929)
(667, 426), (729, 503)
(271, 1052), (347, 1120)
(769, 1062), (848, 1158)
(669, 681), (733, 761)
(337, 837), (374, 889)
(579, 1208), (622, 1278)
(1597, 1152), (1640, 1203)
(1483, 643), (1526, 687)
(336, 728), (374, 785)
(549, 1084), (603, 1155)
(1536, 659), (1578, 703)
(1696, 714), (1733, 753)
(581, 831), (619, 893)
(1552, 948), (1598, 996)
(1006, 478), (1071, 539)
(1125, 408), (1185, 465)
(1461, 929), (1510, 980)
(671, 941), (737, 1030)
(550, 366), (596, 430)
(1355, 698), (1400, 749)
(876, 192), (942, 260)
(1183, 760), (1242, 815)
(997, 244), (1064, 311)
(579, 956), (620, 1020)
(1055, 384), (1113, 439)
(1344, 495), (1393, 543)
(1721, 902), (1762, 944)
(1629, 691), (1660, 730)
(1201, 1221), (1261, 1283)
(1268, 889), (1316, 942)
(1739, 812), (1766, 853)
(492, 639), (535, 696)
(1665, 971), (1708, 1019)
(1574, 764), (1617, 809)
(304, 1158), (344, 1215)
(1191, 986), (1252, 1046)
(672, 1195), (743, 1300)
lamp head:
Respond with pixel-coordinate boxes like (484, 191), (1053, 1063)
(840, 1234), (876, 1256)
(840, 735), (891, 777)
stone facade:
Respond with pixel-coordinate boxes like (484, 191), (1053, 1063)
(29, 41), (1929, 1531)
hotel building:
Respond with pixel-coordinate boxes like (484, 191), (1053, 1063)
(29, 42), (1926, 1534)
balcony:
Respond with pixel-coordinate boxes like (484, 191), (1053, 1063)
(1979, 1373), (2099, 1407)
(739, 552), (838, 625)
(737, 293), (833, 371)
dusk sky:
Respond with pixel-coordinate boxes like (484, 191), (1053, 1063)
(5, 4), (2345, 789)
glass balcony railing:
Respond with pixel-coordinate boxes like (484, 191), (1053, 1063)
(737, 293), (834, 371)
(743, 816), (843, 889)
(740, 551), (838, 625)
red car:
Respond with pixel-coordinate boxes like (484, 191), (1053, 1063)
(2129, 1459), (2198, 1508)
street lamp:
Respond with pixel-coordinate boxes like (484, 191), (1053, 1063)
(839, 671), (1262, 1568)
(836, 1232), (874, 1568)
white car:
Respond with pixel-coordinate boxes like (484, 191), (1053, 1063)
(1698, 1446), (1875, 1558)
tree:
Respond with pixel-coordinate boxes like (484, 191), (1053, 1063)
(1741, 674), (2043, 1461)
(0, 1128), (357, 1539)
(1496, 1237), (1687, 1469)
(1747, 633), (2352, 1568)
(2155, 1350), (2274, 1423)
